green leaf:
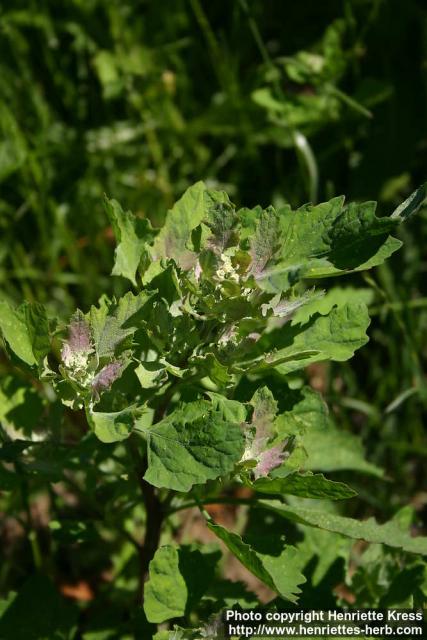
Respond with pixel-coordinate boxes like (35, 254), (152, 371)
(135, 361), (167, 389)
(144, 545), (220, 624)
(256, 191), (424, 286)
(277, 196), (396, 276)
(88, 291), (152, 358)
(0, 574), (77, 640)
(261, 502), (427, 555)
(87, 407), (135, 443)
(207, 521), (305, 603)
(391, 183), (426, 221)
(252, 472), (357, 500)
(144, 546), (187, 623)
(105, 196), (152, 285)
(151, 181), (207, 270)
(255, 303), (370, 374)
(143, 401), (244, 491)
(0, 301), (49, 367)
(248, 206), (281, 278)
(190, 352), (231, 386)
(206, 392), (247, 423)
(300, 426), (384, 477)
(202, 198), (236, 254)
(292, 286), (375, 326)
(273, 386), (383, 477)
(0, 376), (44, 431)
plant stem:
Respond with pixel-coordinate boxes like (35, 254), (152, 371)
(19, 474), (43, 571)
(166, 496), (253, 516)
(127, 435), (164, 604)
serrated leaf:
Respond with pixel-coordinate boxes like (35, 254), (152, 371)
(241, 387), (287, 479)
(252, 472), (357, 500)
(256, 191), (424, 286)
(207, 521), (305, 603)
(87, 407), (135, 443)
(144, 401), (244, 491)
(261, 502), (427, 555)
(206, 392), (247, 423)
(105, 196), (152, 285)
(203, 198), (236, 254)
(190, 352), (231, 386)
(248, 206), (281, 277)
(88, 290), (152, 358)
(255, 303), (370, 374)
(135, 361), (167, 389)
(292, 286), (375, 326)
(278, 196), (397, 275)
(151, 181), (207, 269)
(0, 301), (49, 367)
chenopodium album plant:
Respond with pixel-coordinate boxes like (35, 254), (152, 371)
(1, 181), (427, 637)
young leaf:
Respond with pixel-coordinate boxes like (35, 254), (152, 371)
(87, 407), (135, 443)
(89, 290), (152, 358)
(261, 502), (427, 555)
(143, 401), (244, 491)
(241, 387), (288, 479)
(105, 196), (153, 286)
(151, 181), (207, 269)
(203, 199), (236, 254)
(207, 521), (306, 603)
(206, 392), (247, 423)
(248, 206), (281, 278)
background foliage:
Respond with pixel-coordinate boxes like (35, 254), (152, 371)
(0, 1), (426, 638)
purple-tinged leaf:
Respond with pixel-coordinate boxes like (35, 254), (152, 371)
(249, 386), (278, 457)
(61, 311), (91, 364)
(254, 444), (289, 479)
(92, 361), (122, 394)
(248, 207), (281, 278)
(241, 387), (286, 478)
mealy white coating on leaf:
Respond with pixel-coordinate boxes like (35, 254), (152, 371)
(61, 312), (94, 377)
(241, 387), (288, 478)
(253, 444), (289, 479)
(91, 361), (122, 393)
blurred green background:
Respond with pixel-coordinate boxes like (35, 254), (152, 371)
(0, 0), (426, 564)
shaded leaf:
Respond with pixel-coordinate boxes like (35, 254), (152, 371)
(0, 574), (77, 640)
(261, 502), (427, 555)
(144, 546), (187, 624)
(87, 407), (135, 443)
(0, 301), (49, 367)
(252, 472), (357, 500)
(207, 521), (305, 603)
